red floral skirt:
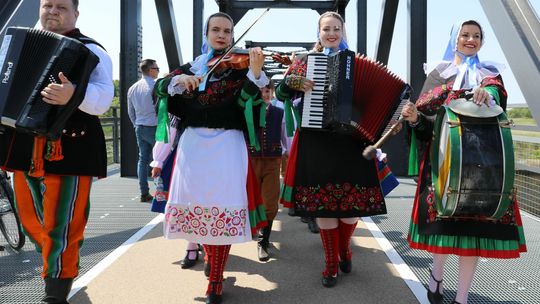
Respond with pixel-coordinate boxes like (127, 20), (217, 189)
(280, 129), (386, 218)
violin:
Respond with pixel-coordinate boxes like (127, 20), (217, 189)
(206, 48), (251, 71)
(206, 48), (292, 72)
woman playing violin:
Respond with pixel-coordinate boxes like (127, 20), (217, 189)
(153, 12), (269, 304)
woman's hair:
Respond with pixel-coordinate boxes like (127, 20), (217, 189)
(264, 81), (275, 90)
(313, 11), (346, 52)
(205, 12), (235, 35)
(461, 20), (483, 41)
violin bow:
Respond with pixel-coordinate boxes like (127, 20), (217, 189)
(202, 8), (270, 79)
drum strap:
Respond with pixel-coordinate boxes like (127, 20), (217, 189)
(408, 130), (419, 176)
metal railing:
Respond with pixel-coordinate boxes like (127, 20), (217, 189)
(100, 106), (120, 164)
(513, 132), (540, 217)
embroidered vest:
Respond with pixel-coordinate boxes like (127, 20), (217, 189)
(0, 29), (109, 177)
(248, 105), (283, 157)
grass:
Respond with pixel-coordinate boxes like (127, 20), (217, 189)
(511, 118), (536, 126)
(512, 130), (540, 138)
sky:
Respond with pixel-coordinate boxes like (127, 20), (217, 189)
(69, 0), (540, 104)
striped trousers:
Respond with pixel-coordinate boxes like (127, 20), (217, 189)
(13, 171), (92, 279)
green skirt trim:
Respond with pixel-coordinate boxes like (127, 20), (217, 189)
(279, 183), (294, 208)
(249, 203), (268, 236)
(408, 220), (526, 258)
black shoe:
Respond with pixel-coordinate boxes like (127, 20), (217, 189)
(339, 259), (352, 273)
(43, 278), (73, 304)
(204, 261), (211, 278)
(321, 273), (337, 288)
(287, 208), (296, 216)
(180, 249), (199, 269)
(140, 194), (153, 202)
(257, 220), (272, 261)
(258, 241), (270, 262)
(307, 218), (320, 234)
(427, 270), (443, 304)
(300, 216), (309, 223)
(206, 292), (222, 304)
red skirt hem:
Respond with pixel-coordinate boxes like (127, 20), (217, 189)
(407, 238), (527, 259)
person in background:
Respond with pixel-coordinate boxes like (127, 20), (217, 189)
(150, 117), (203, 269)
(248, 82), (287, 261)
(128, 59), (160, 202)
(0, 0), (114, 302)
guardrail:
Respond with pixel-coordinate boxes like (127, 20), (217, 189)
(513, 133), (540, 216)
(100, 106), (120, 164)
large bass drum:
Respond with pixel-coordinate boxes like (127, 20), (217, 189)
(431, 102), (515, 220)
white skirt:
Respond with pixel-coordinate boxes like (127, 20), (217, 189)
(163, 127), (252, 245)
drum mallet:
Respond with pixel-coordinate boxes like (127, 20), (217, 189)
(362, 116), (405, 160)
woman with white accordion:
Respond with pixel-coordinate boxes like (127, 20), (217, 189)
(277, 11), (389, 288)
(401, 20), (526, 304)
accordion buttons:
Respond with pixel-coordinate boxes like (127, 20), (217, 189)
(63, 129), (67, 134)
(72, 133), (77, 137)
(81, 131), (85, 136)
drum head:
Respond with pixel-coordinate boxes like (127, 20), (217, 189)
(448, 98), (503, 118)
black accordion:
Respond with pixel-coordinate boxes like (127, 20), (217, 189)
(0, 27), (99, 140)
(301, 50), (410, 142)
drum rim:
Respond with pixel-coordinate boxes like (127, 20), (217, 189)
(430, 106), (516, 220)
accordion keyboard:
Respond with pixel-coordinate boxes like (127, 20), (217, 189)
(301, 54), (328, 129)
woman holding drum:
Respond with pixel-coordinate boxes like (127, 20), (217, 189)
(401, 20), (526, 304)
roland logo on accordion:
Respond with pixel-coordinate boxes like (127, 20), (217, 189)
(2, 62), (13, 84)
(0, 27), (99, 140)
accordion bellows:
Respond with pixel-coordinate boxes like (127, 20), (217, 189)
(352, 54), (409, 142)
(301, 50), (410, 143)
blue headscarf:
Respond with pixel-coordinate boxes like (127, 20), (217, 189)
(316, 12), (349, 55)
(191, 13), (234, 91)
(442, 20), (485, 89)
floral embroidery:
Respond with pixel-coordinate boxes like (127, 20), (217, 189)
(293, 182), (384, 213)
(165, 204), (248, 237)
(416, 82), (453, 115)
(287, 59), (307, 78)
(425, 188), (438, 223)
(196, 78), (243, 107)
(416, 75), (506, 116)
(424, 187), (517, 225)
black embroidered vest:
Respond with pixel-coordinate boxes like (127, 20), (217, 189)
(248, 104), (283, 157)
(0, 29), (109, 177)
